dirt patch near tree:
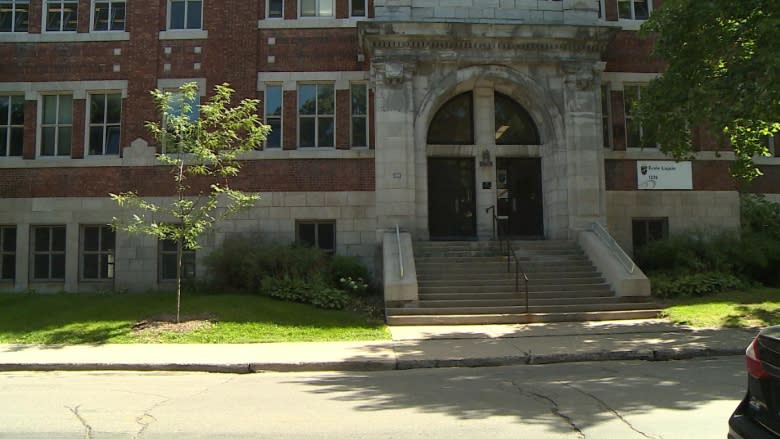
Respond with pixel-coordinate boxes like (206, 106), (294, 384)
(132, 313), (217, 335)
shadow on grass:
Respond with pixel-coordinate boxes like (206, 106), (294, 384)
(0, 292), (387, 345)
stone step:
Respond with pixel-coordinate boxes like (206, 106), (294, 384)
(417, 296), (646, 308)
(385, 309), (663, 325)
(387, 302), (659, 316)
(415, 262), (597, 273)
(418, 283), (613, 294)
(418, 271), (604, 281)
(419, 290), (617, 301)
(415, 255), (591, 264)
(418, 277), (607, 287)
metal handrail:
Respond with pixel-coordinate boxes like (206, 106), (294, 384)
(395, 224), (404, 279)
(486, 206), (530, 314)
(590, 222), (635, 274)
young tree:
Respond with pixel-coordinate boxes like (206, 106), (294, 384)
(637, 0), (780, 180)
(112, 82), (270, 323)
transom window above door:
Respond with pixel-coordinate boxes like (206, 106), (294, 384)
(426, 91), (540, 146)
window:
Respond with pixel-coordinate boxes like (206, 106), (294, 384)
(41, 94), (73, 157)
(296, 221), (335, 254)
(45, 0), (78, 31)
(601, 85), (612, 148)
(623, 85), (654, 148)
(618, 0), (650, 20)
(350, 83), (367, 147)
(632, 218), (668, 252)
(0, 95), (24, 157)
(298, 83), (334, 148)
(88, 93), (121, 155)
(0, 226), (15, 280)
(163, 90), (199, 152)
(32, 226), (66, 281)
(159, 238), (196, 280)
(169, 0), (202, 30)
(264, 85), (282, 148)
(0, 0), (29, 32)
(427, 92), (473, 145)
(81, 225), (114, 280)
(494, 92), (539, 145)
(268, 0), (283, 18)
(350, 0), (365, 17)
(93, 0), (125, 31)
(299, 0), (332, 17)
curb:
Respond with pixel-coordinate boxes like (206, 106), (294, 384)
(0, 347), (746, 374)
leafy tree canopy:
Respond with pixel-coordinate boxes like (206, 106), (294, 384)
(638, 0), (780, 180)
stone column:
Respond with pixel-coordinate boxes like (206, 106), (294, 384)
(473, 87), (497, 240)
(372, 61), (417, 238)
(562, 62), (607, 235)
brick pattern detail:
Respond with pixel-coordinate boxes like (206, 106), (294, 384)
(77, 0), (91, 33)
(605, 159), (737, 191)
(284, 0), (296, 19)
(283, 89), (297, 150)
(258, 29), (364, 72)
(71, 99), (86, 159)
(604, 0), (618, 21)
(603, 32), (664, 73)
(23, 100), (36, 160)
(368, 88), (374, 149)
(336, 0), (348, 19)
(0, 159), (375, 198)
(336, 89), (350, 149)
(28, 0), (41, 33)
(610, 90), (626, 151)
(750, 166), (780, 194)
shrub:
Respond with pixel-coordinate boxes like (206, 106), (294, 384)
(328, 255), (370, 286)
(651, 272), (751, 299)
(308, 288), (351, 310)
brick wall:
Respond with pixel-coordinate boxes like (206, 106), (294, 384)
(0, 159), (375, 198)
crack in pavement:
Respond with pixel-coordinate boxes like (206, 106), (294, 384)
(65, 405), (93, 439)
(510, 381), (586, 439)
(133, 375), (238, 438)
(565, 384), (660, 439)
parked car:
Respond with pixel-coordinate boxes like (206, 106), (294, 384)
(729, 326), (780, 438)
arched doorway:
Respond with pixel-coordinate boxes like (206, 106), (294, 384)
(426, 89), (544, 239)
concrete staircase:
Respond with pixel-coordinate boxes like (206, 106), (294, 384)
(385, 240), (661, 325)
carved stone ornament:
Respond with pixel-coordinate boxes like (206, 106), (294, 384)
(380, 61), (414, 87)
(562, 62), (595, 91)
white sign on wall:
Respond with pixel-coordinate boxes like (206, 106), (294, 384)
(637, 161), (693, 190)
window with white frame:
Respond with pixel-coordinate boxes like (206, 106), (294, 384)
(41, 94), (73, 157)
(601, 84), (612, 148)
(0, 0), (29, 32)
(159, 238), (196, 281)
(81, 225), (115, 280)
(93, 0), (125, 31)
(298, 83), (334, 148)
(264, 84), (282, 148)
(267, 0), (283, 18)
(0, 94), (24, 157)
(45, 0), (78, 31)
(350, 0), (365, 17)
(169, 0), (202, 30)
(296, 221), (335, 254)
(162, 90), (199, 152)
(88, 92), (121, 155)
(299, 0), (332, 17)
(0, 226), (15, 281)
(623, 85), (654, 148)
(617, 0), (650, 20)
(31, 225), (66, 281)
(350, 83), (367, 147)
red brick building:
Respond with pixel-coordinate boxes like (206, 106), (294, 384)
(0, 0), (777, 295)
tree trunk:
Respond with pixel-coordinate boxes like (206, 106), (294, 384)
(176, 235), (183, 324)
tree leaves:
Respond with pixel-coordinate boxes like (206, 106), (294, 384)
(638, 0), (780, 180)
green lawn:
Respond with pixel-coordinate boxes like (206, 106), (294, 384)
(661, 288), (780, 328)
(0, 292), (390, 344)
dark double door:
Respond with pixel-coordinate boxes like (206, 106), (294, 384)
(428, 158), (476, 239)
(496, 158), (544, 237)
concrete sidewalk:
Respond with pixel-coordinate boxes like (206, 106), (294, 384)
(0, 319), (757, 373)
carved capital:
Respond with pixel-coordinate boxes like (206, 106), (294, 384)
(562, 62), (595, 91)
(374, 61), (415, 87)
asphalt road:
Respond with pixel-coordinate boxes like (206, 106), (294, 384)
(0, 357), (746, 438)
